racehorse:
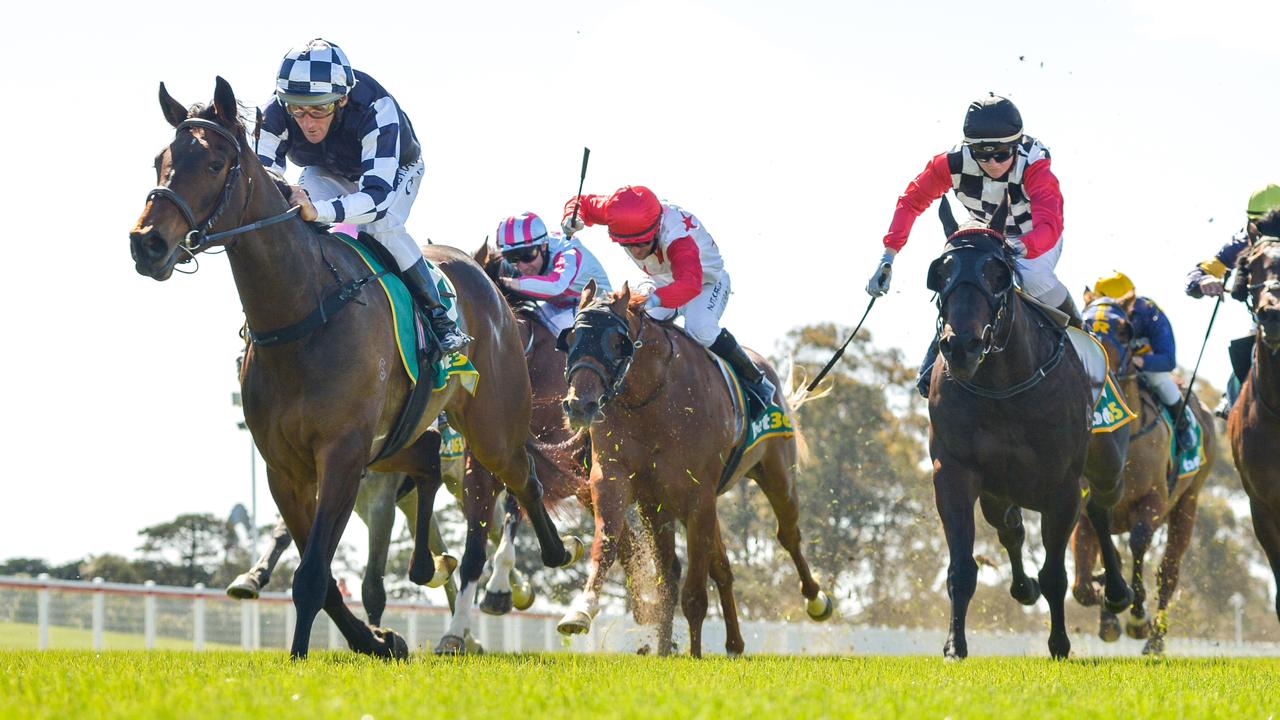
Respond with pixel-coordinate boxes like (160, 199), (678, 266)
(128, 77), (578, 658)
(1071, 295), (1215, 654)
(558, 280), (832, 657)
(1228, 208), (1280, 626)
(926, 201), (1132, 659)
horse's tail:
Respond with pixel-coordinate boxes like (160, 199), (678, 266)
(524, 430), (590, 508)
(781, 357), (833, 469)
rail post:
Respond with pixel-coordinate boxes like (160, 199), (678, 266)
(91, 577), (105, 650)
(193, 583), (206, 651)
(36, 573), (49, 650)
(143, 580), (157, 649)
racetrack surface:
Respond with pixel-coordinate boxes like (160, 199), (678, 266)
(3, 652), (1278, 719)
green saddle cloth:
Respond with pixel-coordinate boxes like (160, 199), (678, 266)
(1161, 406), (1206, 481)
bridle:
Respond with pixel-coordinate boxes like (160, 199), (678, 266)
(564, 306), (643, 407)
(144, 118), (298, 258)
(928, 232), (1019, 365)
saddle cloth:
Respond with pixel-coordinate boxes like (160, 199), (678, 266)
(1068, 327), (1137, 433)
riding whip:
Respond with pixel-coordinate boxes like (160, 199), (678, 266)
(1173, 293), (1222, 420)
(805, 297), (877, 393)
(568, 147), (591, 234)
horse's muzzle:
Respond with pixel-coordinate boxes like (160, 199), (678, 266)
(129, 229), (177, 280)
(562, 396), (601, 430)
(1259, 306), (1280, 349)
(938, 331), (984, 380)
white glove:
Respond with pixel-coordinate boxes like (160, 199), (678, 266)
(562, 207), (585, 237)
(865, 249), (896, 297)
(643, 294), (663, 310)
(1198, 276), (1224, 297)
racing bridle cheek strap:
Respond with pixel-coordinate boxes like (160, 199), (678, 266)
(144, 118), (248, 253)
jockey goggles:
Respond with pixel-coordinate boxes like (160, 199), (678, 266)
(502, 246), (542, 263)
(969, 144), (1015, 163)
(285, 101), (339, 119)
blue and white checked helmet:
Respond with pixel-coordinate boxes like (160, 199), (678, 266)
(275, 38), (357, 106)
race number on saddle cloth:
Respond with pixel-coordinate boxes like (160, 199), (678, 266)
(562, 185), (778, 418)
(332, 229), (478, 393)
(495, 212), (612, 337)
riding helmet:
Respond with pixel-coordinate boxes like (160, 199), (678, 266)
(963, 94), (1023, 144)
(603, 186), (663, 245)
(1247, 183), (1280, 220)
(276, 38), (357, 106)
(495, 212), (550, 252)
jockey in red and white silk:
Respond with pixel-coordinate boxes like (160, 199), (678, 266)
(562, 185), (775, 416)
(495, 212), (612, 336)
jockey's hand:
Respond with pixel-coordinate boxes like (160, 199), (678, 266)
(499, 277), (519, 291)
(1133, 355), (1145, 369)
(643, 294), (663, 311)
(562, 204), (585, 237)
(1198, 276), (1224, 298)
(866, 248), (896, 297)
(289, 185), (317, 222)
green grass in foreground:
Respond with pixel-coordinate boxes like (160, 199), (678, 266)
(3, 652), (1278, 720)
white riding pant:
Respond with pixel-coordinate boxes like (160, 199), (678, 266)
(642, 272), (731, 347)
(536, 302), (577, 337)
(1014, 234), (1067, 307)
(299, 159), (425, 272)
(1143, 370), (1183, 406)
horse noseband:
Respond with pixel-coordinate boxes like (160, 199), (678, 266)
(143, 118), (246, 255)
(563, 308), (640, 406)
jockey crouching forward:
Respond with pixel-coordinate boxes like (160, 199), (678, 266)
(865, 94), (1073, 397)
(494, 212), (613, 337)
(562, 185), (776, 417)
(1092, 272), (1195, 454)
(256, 38), (470, 364)
(1184, 183), (1280, 417)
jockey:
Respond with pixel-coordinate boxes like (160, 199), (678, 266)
(1092, 272), (1195, 454)
(1184, 183), (1280, 416)
(562, 186), (776, 416)
(865, 94), (1072, 397)
(255, 38), (470, 363)
(493, 211), (613, 337)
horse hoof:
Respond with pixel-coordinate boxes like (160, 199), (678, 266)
(559, 535), (585, 568)
(1099, 612), (1122, 643)
(1142, 636), (1166, 656)
(225, 573), (262, 600)
(1011, 577), (1041, 606)
(557, 610), (592, 636)
(1048, 635), (1071, 660)
(372, 628), (409, 661)
(1072, 583), (1100, 608)
(426, 554), (458, 589)
(480, 591), (513, 616)
(511, 578), (535, 611)
(806, 591), (834, 621)
(434, 634), (466, 655)
(942, 638), (967, 660)
(1125, 616), (1151, 640)
(1103, 585), (1135, 614)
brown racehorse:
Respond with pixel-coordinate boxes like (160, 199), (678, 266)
(1228, 210), (1280, 626)
(557, 281), (833, 657)
(927, 202), (1131, 660)
(128, 77), (578, 658)
(426, 243), (593, 654)
(1071, 295), (1215, 654)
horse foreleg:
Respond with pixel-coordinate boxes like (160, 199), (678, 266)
(1147, 489), (1200, 654)
(437, 472), (498, 654)
(1084, 495), (1135, 614)
(481, 492), (522, 616)
(680, 500), (716, 658)
(1069, 513), (1101, 607)
(356, 473), (399, 628)
(750, 451), (829, 619)
(407, 433), (446, 587)
(1040, 482), (1079, 660)
(558, 463), (630, 636)
(227, 519), (292, 599)
(1125, 493), (1161, 640)
(979, 495), (1040, 606)
(1248, 497), (1280, 625)
(708, 520), (744, 657)
(934, 465), (978, 660)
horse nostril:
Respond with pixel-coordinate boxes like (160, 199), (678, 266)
(938, 336), (953, 354)
(584, 401), (599, 417)
(562, 399), (573, 414)
(964, 336), (983, 353)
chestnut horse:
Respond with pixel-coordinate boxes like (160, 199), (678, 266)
(1071, 296), (1215, 654)
(128, 77), (577, 658)
(1228, 210), (1280, 626)
(558, 281), (832, 657)
(927, 203), (1131, 659)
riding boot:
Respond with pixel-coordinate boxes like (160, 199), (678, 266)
(1166, 401), (1195, 455)
(1055, 295), (1084, 329)
(709, 329), (776, 418)
(1216, 373), (1242, 419)
(917, 338), (939, 399)
(402, 258), (473, 358)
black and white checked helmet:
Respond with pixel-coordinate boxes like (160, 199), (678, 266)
(275, 38), (357, 106)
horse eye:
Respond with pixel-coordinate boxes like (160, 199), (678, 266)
(208, 160), (225, 174)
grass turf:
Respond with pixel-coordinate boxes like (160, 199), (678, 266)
(2, 652), (1278, 719)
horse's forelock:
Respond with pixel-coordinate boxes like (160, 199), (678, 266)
(187, 101), (250, 138)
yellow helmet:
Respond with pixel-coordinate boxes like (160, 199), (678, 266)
(1093, 271), (1135, 299)
(1247, 183), (1280, 219)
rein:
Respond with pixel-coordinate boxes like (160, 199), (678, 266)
(145, 118), (300, 257)
(564, 306), (673, 410)
(946, 301), (1067, 400)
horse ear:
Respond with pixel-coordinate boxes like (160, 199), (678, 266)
(212, 76), (238, 128)
(159, 82), (187, 128)
(473, 237), (491, 265)
(1082, 287), (1098, 306)
(578, 278), (598, 310)
(614, 281), (632, 312)
(938, 196), (959, 238)
(988, 194), (1010, 235)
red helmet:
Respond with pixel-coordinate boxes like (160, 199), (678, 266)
(606, 186), (662, 245)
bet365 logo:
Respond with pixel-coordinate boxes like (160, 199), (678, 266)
(750, 409), (793, 437)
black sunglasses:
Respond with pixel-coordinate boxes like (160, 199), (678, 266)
(970, 146), (1014, 163)
(503, 247), (541, 263)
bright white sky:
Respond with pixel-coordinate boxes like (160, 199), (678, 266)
(3, 0), (1278, 568)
